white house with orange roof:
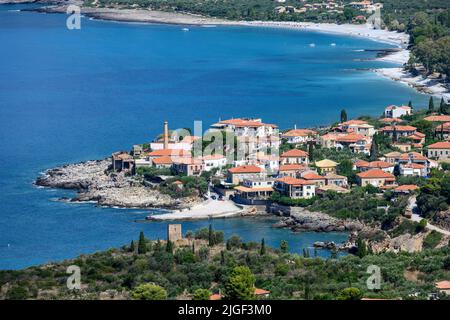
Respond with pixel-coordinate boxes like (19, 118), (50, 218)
(274, 176), (316, 199)
(172, 158), (204, 176)
(337, 120), (375, 137)
(335, 132), (371, 154)
(427, 141), (450, 160)
(356, 169), (396, 188)
(384, 105), (412, 118)
(151, 156), (173, 169)
(211, 118), (278, 139)
(424, 115), (450, 123)
(379, 125), (417, 140)
(398, 152), (428, 167)
(200, 154), (227, 171)
(434, 122), (450, 140)
(355, 160), (394, 173)
(399, 163), (427, 177)
(227, 165), (265, 185)
(281, 128), (317, 145)
(280, 149), (309, 165)
(300, 171), (326, 187)
(211, 118), (280, 153)
(278, 164), (307, 178)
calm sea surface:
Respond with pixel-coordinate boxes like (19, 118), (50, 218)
(0, 4), (429, 269)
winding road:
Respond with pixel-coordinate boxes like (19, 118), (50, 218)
(408, 196), (450, 236)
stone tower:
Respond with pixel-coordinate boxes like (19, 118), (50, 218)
(167, 224), (182, 242)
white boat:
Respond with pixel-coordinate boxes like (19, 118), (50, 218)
(182, 28), (189, 32)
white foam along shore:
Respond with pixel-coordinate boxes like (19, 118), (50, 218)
(26, 5), (448, 96)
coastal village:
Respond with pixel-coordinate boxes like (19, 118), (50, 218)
(31, 100), (450, 301)
(111, 101), (450, 211)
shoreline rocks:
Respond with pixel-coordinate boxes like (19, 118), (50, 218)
(269, 203), (364, 233)
(35, 159), (185, 209)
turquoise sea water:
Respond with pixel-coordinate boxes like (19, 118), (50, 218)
(0, 4), (430, 269)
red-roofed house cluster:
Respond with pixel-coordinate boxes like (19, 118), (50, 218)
(109, 103), (450, 205)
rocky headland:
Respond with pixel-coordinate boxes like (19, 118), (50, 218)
(269, 203), (364, 233)
(35, 159), (189, 209)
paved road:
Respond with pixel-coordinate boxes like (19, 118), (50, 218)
(408, 196), (450, 236)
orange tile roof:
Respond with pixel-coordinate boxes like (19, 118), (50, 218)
(281, 149), (309, 158)
(379, 125), (417, 132)
(148, 149), (191, 157)
(219, 118), (277, 128)
(394, 184), (419, 192)
(209, 293), (222, 300)
(209, 288), (270, 300)
(302, 172), (325, 180)
(234, 186), (274, 192)
(379, 117), (402, 123)
(402, 163), (425, 169)
(335, 133), (366, 143)
(399, 152), (427, 161)
(228, 165), (263, 174)
(201, 154), (226, 160)
(368, 161), (393, 169)
(427, 141), (450, 149)
(152, 156), (173, 165)
(357, 169), (395, 180)
(180, 135), (201, 144)
(355, 160), (370, 167)
(424, 115), (450, 122)
(113, 152), (132, 160)
(385, 105), (411, 111)
(341, 119), (368, 126)
(282, 129), (317, 137)
(173, 157), (203, 165)
(436, 281), (450, 290)
(276, 176), (314, 186)
(254, 288), (271, 295)
(279, 164), (305, 171)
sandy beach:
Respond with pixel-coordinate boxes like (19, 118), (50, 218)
(26, 4), (448, 97)
(148, 199), (244, 220)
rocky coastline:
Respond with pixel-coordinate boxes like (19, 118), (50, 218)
(35, 159), (188, 209)
(269, 203), (364, 233)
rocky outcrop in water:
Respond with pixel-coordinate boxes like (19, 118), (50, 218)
(270, 203), (364, 232)
(35, 159), (183, 209)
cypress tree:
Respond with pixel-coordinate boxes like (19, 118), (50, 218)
(340, 109), (348, 123)
(308, 143), (314, 162)
(408, 100), (413, 109)
(208, 224), (213, 247)
(393, 164), (401, 177)
(439, 97), (447, 114)
(130, 240), (135, 253)
(280, 240), (288, 253)
(428, 96), (435, 113)
(260, 238), (266, 255)
(220, 251), (225, 265)
(356, 238), (367, 258)
(369, 135), (379, 161)
(137, 231), (147, 254)
(165, 240), (173, 254)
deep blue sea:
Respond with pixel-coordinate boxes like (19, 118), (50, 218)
(0, 4), (430, 269)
